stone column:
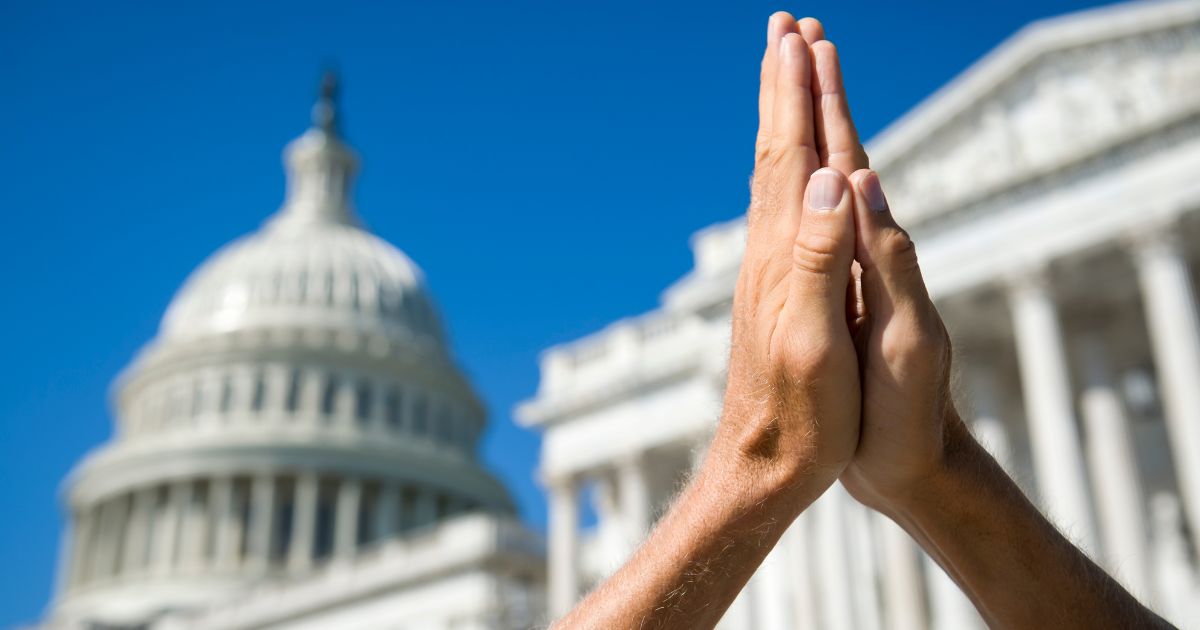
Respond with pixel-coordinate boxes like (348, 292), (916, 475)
(154, 481), (192, 574)
(617, 453), (651, 552)
(413, 488), (438, 527)
(754, 540), (794, 629)
(1008, 273), (1097, 550)
(178, 487), (211, 572)
(246, 474), (276, 572)
(813, 487), (855, 630)
(1076, 329), (1151, 597)
(209, 477), (240, 571)
(548, 476), (580, 619)
(289, 473), (319, 572)
(785, 515), (819, 628)
(121, 488), (155, 575)
(847, 501), (883, 630)
(68, 507), (96, 588)
(335, 478), (362, 558)
(91, 499), (125, 580)
(878, 518), (926, 630)
(1133, 229), (1200, 557)
(372, 482), (402, 542)
(925, 554), (981, 630)
(964, 362), (1012, 470)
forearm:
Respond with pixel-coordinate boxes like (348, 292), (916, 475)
(890, 421), (1169, 629)
(553, 443), (822, 629)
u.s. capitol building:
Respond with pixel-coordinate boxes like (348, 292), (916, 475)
(41, 0), (1200, 628)
(519, 1), (1200, 629)
(45, 77), (545, 629)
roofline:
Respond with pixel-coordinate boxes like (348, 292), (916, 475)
(868, 0), (1200, 167)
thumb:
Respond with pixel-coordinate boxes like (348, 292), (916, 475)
(849, 169), (933, 326)
(785, 167), (856, 328)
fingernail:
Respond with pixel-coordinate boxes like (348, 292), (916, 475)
(861, 172), (889, 213)
(809, 168), (844, 212)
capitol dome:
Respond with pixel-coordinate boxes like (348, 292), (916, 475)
(49, 75), (515, 628)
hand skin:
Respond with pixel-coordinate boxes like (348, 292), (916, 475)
(552, 13), (862, 629)
(796, 17), (1170, 624)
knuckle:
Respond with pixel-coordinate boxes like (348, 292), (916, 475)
(879, 228), (919, 270)
(793, 232), (842, 275)
(782, 332), (838, 376)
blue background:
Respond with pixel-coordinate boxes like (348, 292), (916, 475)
(1, 0), (1115, 624)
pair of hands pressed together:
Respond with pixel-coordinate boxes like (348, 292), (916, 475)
(556, 12), (1169, 630)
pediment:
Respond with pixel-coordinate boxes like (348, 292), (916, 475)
(868, 0), (1200, 227)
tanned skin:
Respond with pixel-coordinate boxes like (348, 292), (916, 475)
(554, 11), (1172, 630)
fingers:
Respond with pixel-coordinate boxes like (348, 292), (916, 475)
(745, 27), (820, 308)
(811, 40), (868, 175)
(849, 170), (932, 325)
(756, 12), (798, 161)
(772, 33), (819, 173)
(784, 168), (856, 328)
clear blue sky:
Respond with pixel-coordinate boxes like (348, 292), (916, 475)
(1, 0), (1116, 624)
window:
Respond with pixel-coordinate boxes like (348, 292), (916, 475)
(321, 376), (339, 418)
(251, 371), (267, 413)
(355, 381), (372, 424)
(219, 377), (233, 414)
(412, 394), (427, 435)
(285, 369), (302, 414)
(385, 388), (402, 429)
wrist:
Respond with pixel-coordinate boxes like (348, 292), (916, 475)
(703, 421), (838, 520)
(885, 418), (982, 525)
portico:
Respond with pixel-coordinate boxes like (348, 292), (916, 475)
(520, 3), (1200, 626)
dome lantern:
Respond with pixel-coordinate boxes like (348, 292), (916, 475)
(276, 71), (360, 228)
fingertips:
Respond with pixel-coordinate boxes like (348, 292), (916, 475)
(769, 11), (797, 43)
(757, 13), (798, 159)
(798, 17), (825, 43)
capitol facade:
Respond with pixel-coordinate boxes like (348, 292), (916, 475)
(45, 77), (544, 629)
(519, 1), (1200, 629)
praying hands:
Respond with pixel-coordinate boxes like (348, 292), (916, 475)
(552, 12), (1171, 630)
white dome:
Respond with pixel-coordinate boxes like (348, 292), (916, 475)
(161, 219), (445, 346)
(52, 75), (512, 629)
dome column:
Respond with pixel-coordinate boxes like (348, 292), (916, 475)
(121, 488), (155, 575)
(153, 481), (192, 574)
(246, 474), (277, 572)
(288, 473), (319, 572)
(209, 477), (241, 571)
(371, 482), (402, 541)
(335, 478), (362, 558)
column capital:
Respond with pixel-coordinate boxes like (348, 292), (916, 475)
(1004, 262), (1054, 296)
(1125, 216), (1185, 260)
